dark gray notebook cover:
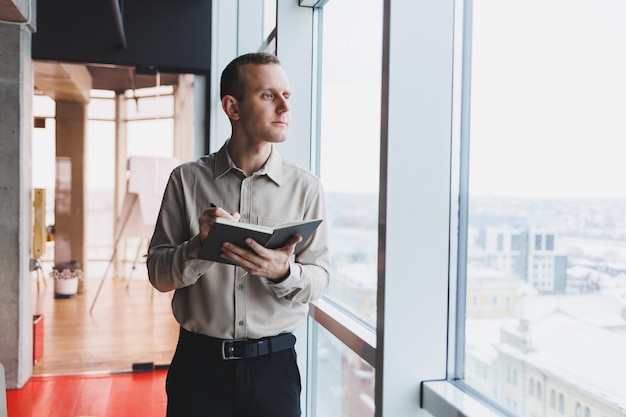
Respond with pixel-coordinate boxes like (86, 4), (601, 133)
(199, 218), (323, 265)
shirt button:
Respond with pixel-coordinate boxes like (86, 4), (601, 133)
(238, 284), (244, 290)
(242, 213), (248, 219)
(238, 320), (244, 326)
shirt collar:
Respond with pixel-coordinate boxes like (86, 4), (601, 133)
(214, 141), (233, 179)
(214, 139), (283, 186)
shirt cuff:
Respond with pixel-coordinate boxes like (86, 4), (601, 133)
(267, 262), (301, 298)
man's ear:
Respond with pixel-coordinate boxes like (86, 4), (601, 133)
(222, 96), (240, 120)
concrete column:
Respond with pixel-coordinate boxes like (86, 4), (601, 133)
(0, 22), (34, 389)
(55, 100), (88, 292)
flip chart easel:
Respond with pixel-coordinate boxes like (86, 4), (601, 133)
(90, 156), (178, 313)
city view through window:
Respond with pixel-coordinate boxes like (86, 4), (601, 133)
(463, 1), (626, 416)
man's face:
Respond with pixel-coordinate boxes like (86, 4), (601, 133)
(235, 63), (291, 144)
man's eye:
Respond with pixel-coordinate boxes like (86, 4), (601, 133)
(263, 93), (274, 99)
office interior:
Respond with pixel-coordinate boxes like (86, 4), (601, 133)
(2, 1), (626, 417)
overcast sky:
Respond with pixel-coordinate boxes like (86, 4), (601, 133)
(319, 0), (626, 198)
(469, 0), (626, 198)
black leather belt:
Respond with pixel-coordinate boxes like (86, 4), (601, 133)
(180, 327), (296, 360)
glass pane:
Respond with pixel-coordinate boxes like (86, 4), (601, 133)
(32, 114), (56, 191)
(127, 119), (174, 158)
(463, 1), (626, 416)
(86, 120), (115, 261)
(33, 94), (55, 118)
(87, 97), (115, 120)
(124, 85), (174, 99)
(91, 89), (116, 99)
(311, 322), (375, 417)
(319, 0), (383, 327)
(125, 94), (174, 120)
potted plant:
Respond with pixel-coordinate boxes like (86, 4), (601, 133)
(51, 260), (82, 298)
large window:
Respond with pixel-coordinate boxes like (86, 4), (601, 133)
(461, 1), (626, 416)
(309, 1), (383, 416)
(318, 0), (383, 327)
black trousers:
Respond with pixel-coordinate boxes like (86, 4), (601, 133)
(165, 328), (301, 417)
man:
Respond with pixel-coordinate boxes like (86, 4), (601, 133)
(147, 52), (330, 417)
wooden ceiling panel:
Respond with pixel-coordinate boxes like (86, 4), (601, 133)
(34, 61), (92, 103)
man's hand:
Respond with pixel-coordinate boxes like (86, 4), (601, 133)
(198, 205), (241, 244)
(220, 235), (303, 282)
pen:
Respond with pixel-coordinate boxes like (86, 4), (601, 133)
(210, 203), (217, 208)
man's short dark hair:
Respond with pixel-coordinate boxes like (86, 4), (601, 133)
(220, 52), (281, 101)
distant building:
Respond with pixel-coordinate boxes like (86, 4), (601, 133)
(466, 265), (535, 319)
(566, 265), (601, 293)
(527, 229), (568, 294)
(478, 226), (528, 280)
(476, 226), (568, 294)
(465, 294), (626, 417)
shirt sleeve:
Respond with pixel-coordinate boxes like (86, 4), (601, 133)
(146, 167), (214, 292)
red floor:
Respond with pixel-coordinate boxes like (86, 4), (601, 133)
(6, 370), (167, 417)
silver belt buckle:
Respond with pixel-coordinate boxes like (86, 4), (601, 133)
(221, 338), (247, 360)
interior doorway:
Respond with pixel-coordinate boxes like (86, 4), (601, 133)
(31, 66), (196, 375)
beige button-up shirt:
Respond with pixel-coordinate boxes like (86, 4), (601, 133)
(147, 141), (330, 339)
